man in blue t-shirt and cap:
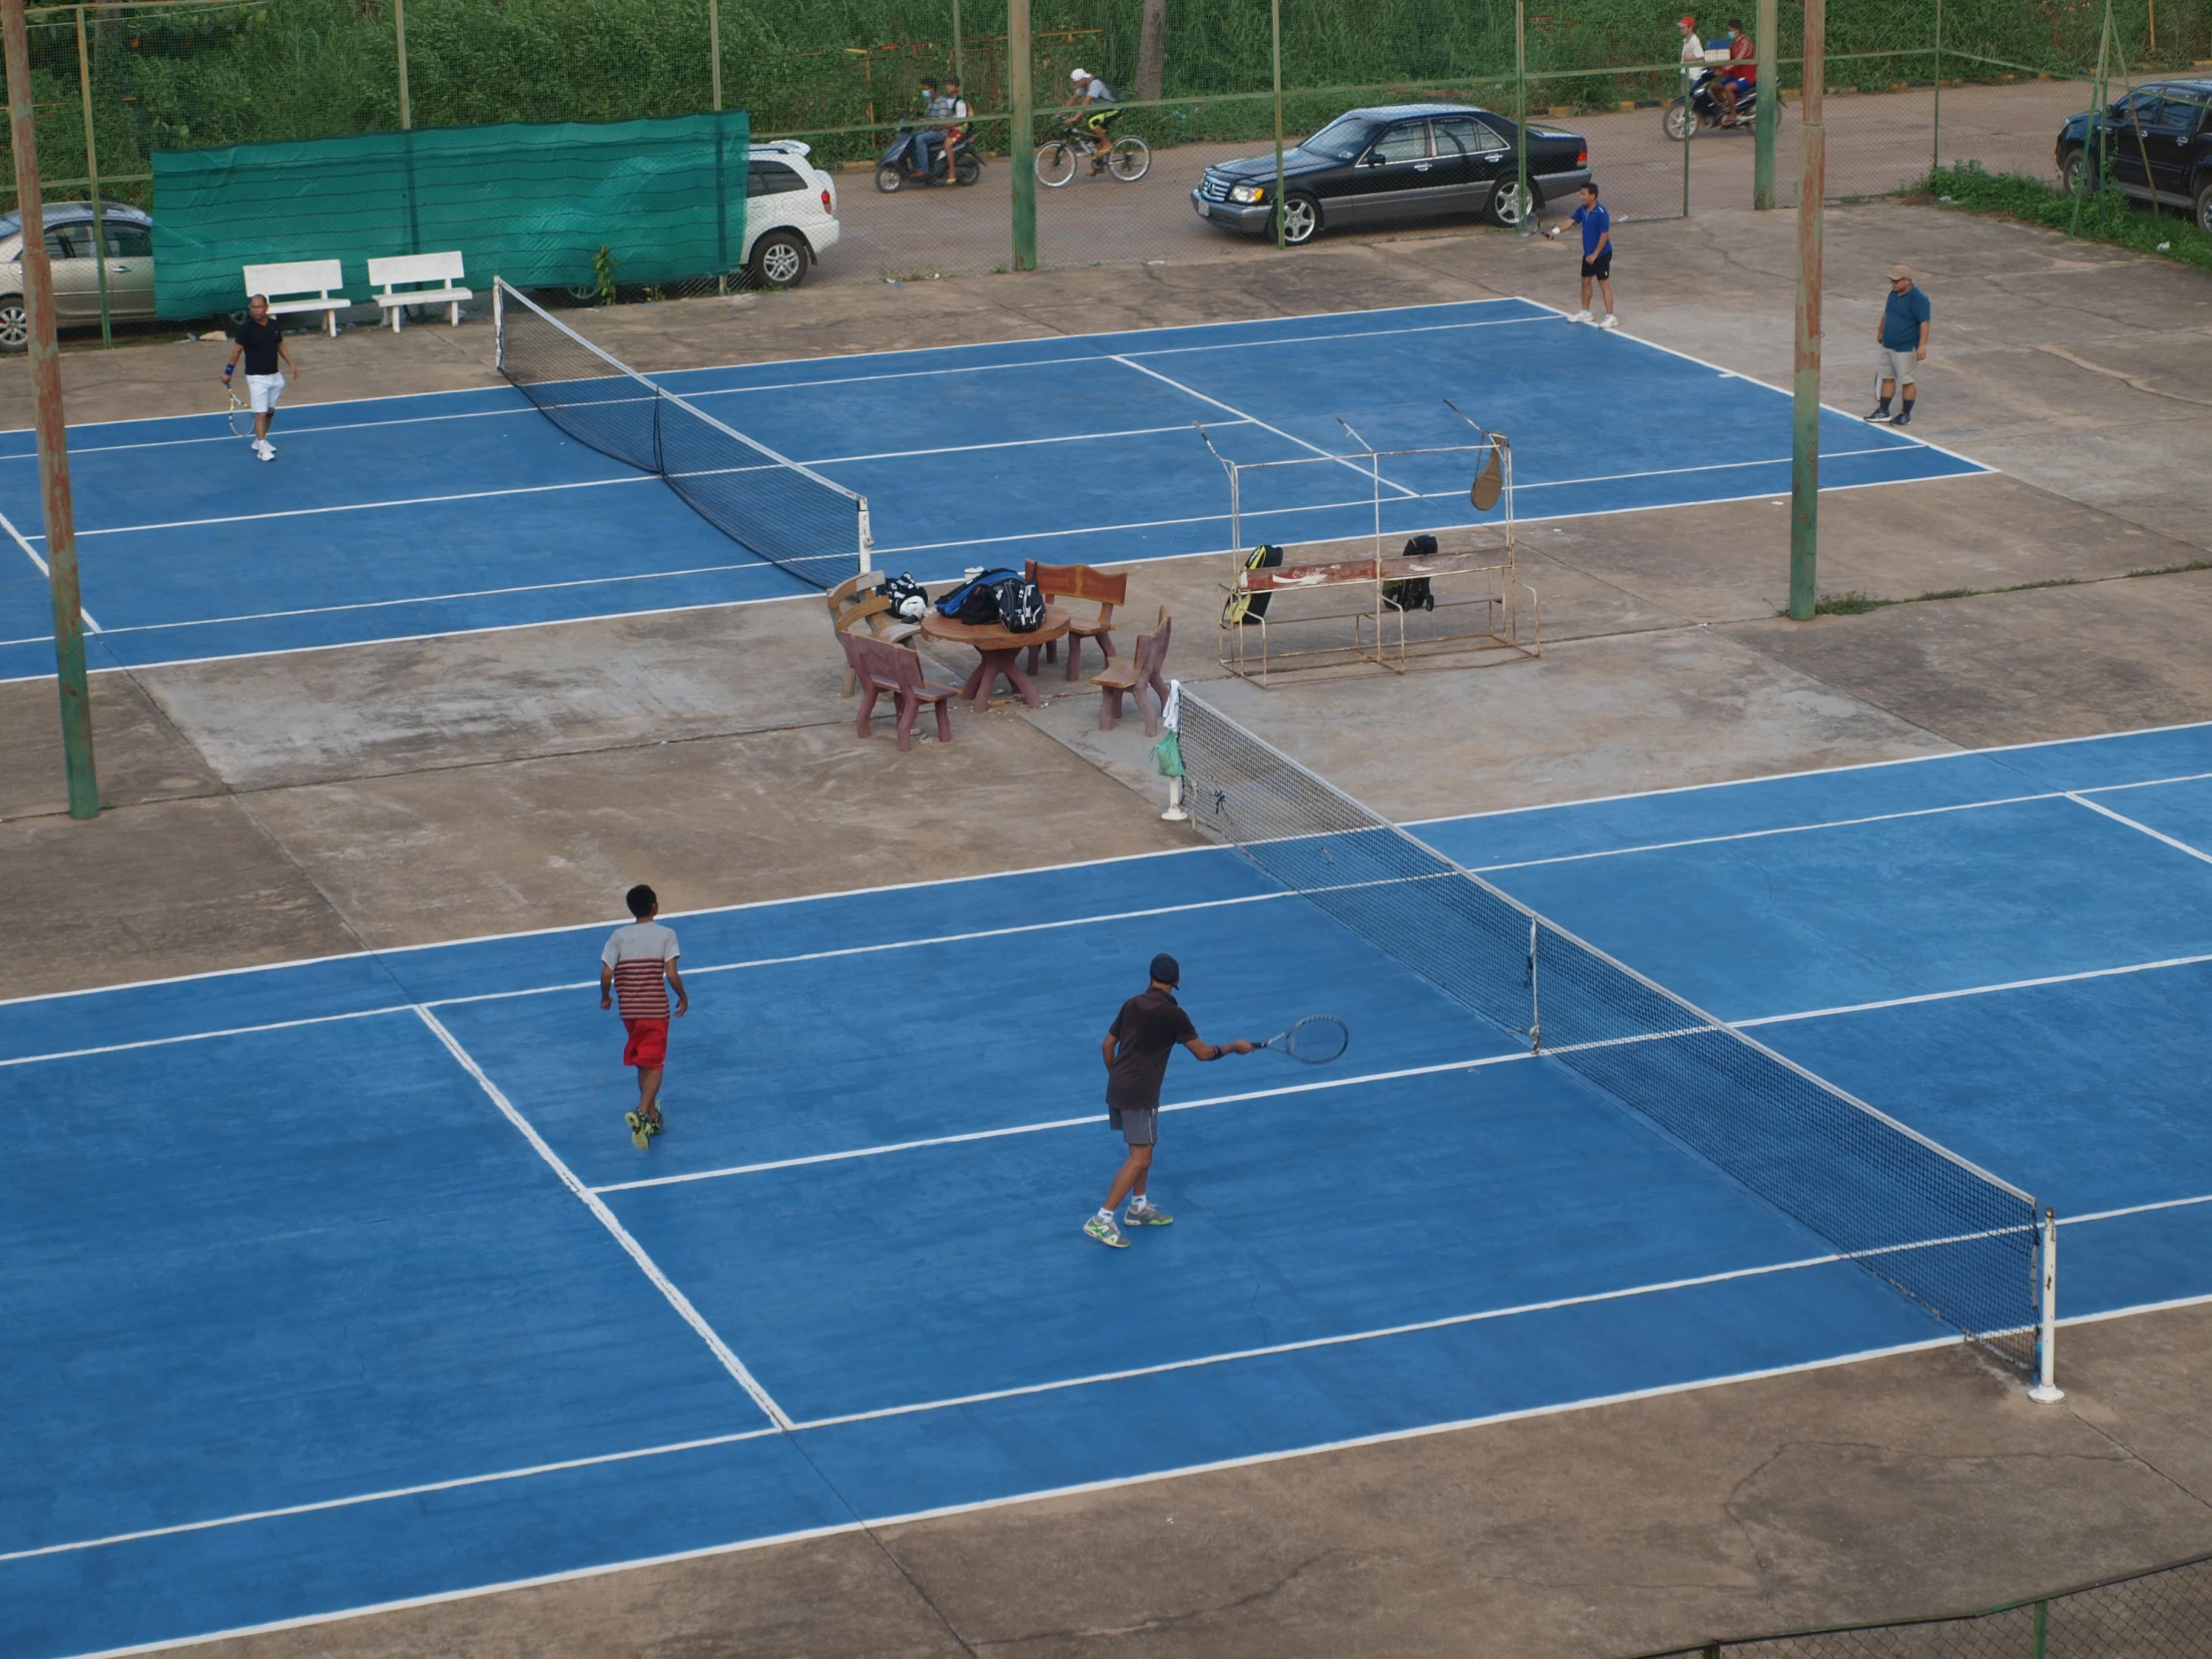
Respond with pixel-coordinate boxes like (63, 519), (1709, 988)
(1085, 952), (1253, 1249)
(1545, 183), (1617, 329)
(1868, 264), (1932, 426)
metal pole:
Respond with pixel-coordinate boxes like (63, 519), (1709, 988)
(1787, 0), (1825, 621)
(392, 0), (410, 130)
(73, 5), (109, 348)
(1271, 0), (1285, 249)
(949, 0), (961, 91)
(1931, 0), (1941, 181)
(1514, 0), (1531, 234)
(1754, 0), (1778, 207)
(1681, 34), (1692, 219)
(2069, 0), (2113, 239)
(1008, 0), (1034, 270)
(4, 0), (97, 819)
(708, 0), (722, 111)
(2029, 1208), (2066, 1402)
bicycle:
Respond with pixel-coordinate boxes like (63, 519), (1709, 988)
(1034, 115), (1150, 187)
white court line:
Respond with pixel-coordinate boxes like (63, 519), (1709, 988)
(804, 417), (1254, 467)
(1735, 950), (2212, 1029)
(0, 1423), (785, 1565)
(1109, 353), (1416, 491)
(412, 1006), (795, 1430)
(22, 1337), (1963, 1659)
(0, 401), (533, 461)
(29, 472), (655, 543)
(0, 503), (104, 632)
(591, 1054), (1518, 1194)
(2064, 792), (2212, 867)
(2064, 1192), (2212, 1227)
(0, 1004), (412, 1070)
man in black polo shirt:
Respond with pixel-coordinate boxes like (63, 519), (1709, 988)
(1085, 952), (1252, 1249)
(223, 293), (299, 462)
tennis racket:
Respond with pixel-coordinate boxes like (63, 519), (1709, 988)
(1254, 1015), (1349, 1064)
(226, 385), (253, 439)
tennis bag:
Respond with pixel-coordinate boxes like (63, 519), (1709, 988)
(879, 572), (929, 622)
(1222, 544), (1286, 626)
(992, 574), (1047, 633)
(935, 568), (1021, 624)
(1382, 533), (1437, 613)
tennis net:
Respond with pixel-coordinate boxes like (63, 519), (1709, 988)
(1172, 690), (2045, 1373)
(493, 277), (870, 591)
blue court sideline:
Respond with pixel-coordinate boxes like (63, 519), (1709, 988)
(0, 297), (1985, 682)
(5, 719), (2208, 1658)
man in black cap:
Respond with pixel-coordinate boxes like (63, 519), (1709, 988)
(1086, 953), (1253, 1249)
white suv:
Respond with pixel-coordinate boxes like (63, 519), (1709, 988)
(746, 140), (839, 288)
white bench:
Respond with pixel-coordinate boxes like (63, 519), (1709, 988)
(367, 251), (471, 331)
(242, 260), (350, 337)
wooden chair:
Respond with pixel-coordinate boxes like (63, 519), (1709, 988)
(843, 634), (958, 751)
(827, 575), (921, 696)
(1092, 606), (1173, 736)
(1022, 560), (1128, 681)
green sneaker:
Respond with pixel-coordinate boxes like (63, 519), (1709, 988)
(1123, 1202), (1173, 1226)
(1083, 1214), (1129, 1249)
(643, 1110), (664, 1139)
(626, 1111), (650, 1150)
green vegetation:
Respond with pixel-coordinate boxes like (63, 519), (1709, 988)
(1919, 162), (2212, 276)
(1812, 562), (2212, 617)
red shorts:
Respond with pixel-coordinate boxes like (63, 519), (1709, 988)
(622, 1018), (669, 1069)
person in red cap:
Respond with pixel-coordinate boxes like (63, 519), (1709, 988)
(1084, 952), (1253, 1249)
(1678, 14), (1705, 69)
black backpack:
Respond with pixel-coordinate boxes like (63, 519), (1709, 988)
(879, 572), (928, 622)
(1223, 544), (1286, 625)
(1383, 534), (1437, 613)
(935, 567), (1020, 623)
(992, 574), (1047, 633)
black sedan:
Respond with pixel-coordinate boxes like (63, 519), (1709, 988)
(1192, 103), (1591, 246)
(2056, 79), (2212, 232)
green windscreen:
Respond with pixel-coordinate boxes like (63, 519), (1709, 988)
(151, 110), (749, 319)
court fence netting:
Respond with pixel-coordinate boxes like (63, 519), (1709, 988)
(1634, 1546), (2212, 1657)
(1169, 688), (2064, 1389)
(493, 276), (870, 592)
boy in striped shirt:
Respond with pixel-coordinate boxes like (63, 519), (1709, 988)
(600, 883), (688, 1149)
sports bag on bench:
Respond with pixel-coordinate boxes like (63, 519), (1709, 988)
(1382, 533), (1437, 612)
(935, 568), (1022, 624)
(991, 574), (1047, 633)
(1222, 544), (1286, 625)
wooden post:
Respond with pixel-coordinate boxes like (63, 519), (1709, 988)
(393, 0), (410, 129)
(1514, 0), (1531, 233)
(1271, 0), (1285, 248)
(1788, 0), (1825, 622)
(4, 0), (98, 818)
(73, 5), (110, 347)
(1008, 0), (1034, 269)
(1754, 0), (1778, 207)
(709, 0), (722, 111)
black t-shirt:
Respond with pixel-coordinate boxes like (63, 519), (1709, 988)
(234, 317), (283, 376)
(1105, 987), (1199, 1112)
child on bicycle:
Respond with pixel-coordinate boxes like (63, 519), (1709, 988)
(1065, 67), (1119, 173)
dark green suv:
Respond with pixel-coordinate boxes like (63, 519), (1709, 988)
(2056, 80), (2212, 233)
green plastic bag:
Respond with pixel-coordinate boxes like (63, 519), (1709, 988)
(1151, 730), (1184, 779)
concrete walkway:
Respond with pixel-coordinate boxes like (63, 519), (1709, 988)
(3, 195), (2210, 1658)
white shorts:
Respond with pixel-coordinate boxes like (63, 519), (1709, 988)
(1877, 346), (1918, 388)
(246, 372), (284, 414)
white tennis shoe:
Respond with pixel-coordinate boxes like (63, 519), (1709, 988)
(254, 439), (276, 461)
(1598, 314), (1620, 329)
(1568, 309), (1593, 323)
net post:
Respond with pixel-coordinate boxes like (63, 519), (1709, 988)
(856, 498), (873, 576)
(2028, 1207), (2065, 1402)
(492, 276), (504, 370)
(1526, 916), (1541, 1052)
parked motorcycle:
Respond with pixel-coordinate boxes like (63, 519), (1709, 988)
(875, 124), (982, 192)
(1663, 66), (1771, 139)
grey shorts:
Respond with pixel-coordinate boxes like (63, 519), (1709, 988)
(1108, 1105), (1158, 1146)
(1878, 345), (1918, 387)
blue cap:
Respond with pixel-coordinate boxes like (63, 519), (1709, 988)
(1149, 952), (1180, 985)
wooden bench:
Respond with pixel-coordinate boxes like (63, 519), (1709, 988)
(1023, 560), (1127, 681)
(826, 572), (923, 697)
(843, 633), (958, 751)
(367, 251), (471, 330)
(241, 260), (350, 337)
(1092, 605), (1173, 735)
(1219, 545), (1538, 684)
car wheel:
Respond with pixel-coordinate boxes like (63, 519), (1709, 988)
(562, 284), (601, 302)
(2196, 180), (2211, 234)
(751, 232), (810, 289)
(875, 162), (905, 194)
(0, 296), (26, 352)
(954, 151), (982, 186)
(1490, 178), (1541, 228)
(2058, 146), (2088, 195)
(1278, 194), (1321, 246)
(1663, 99), (1694, 141)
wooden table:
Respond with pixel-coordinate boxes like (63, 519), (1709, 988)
(919, 605), (1072, 711)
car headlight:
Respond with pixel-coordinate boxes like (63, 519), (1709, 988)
(1229, 183), (1267, 204)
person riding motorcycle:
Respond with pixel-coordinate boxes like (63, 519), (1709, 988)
(1718, 19), (1756, 126)
(1065, 67), (1120, 174)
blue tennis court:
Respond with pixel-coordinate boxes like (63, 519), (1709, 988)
(5, 718), (2209, 1657)
(0, 296), (1985, 683)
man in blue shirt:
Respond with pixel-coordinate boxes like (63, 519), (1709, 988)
(1869, 264), (1932, 426)
(1545, 183), (1616, 329)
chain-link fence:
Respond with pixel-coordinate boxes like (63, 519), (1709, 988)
(1, 0), (2203, 333)
(1637, 1548), (2212, 1659)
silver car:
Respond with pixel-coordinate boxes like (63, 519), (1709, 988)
(0, 202), (157, 350)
